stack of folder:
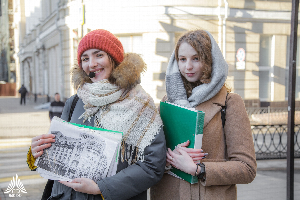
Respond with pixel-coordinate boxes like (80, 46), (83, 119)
(160, 101), (205, 184)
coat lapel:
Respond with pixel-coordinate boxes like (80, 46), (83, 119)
(195, 86), (228, 128)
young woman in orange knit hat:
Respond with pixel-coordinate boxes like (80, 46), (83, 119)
(28, 29), (166, 200)
(150, 30), (256, 200)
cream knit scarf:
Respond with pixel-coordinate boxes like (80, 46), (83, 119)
(77, 80), (163, 165)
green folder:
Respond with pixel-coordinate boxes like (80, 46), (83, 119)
(160, 101), (205, 184)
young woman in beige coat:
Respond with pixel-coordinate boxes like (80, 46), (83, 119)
(150, 30), (257, 200)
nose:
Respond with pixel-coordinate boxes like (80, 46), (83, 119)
(89, 57), (97, 68)
(186, 60), (193, 70)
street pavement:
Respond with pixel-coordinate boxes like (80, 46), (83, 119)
(0, 96), (300, 200)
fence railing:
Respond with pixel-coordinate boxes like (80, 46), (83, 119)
(252, 124), (300, 159)
(246, 107), (300, 125)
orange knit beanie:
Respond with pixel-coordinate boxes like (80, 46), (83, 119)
(77, 29), (124, 66)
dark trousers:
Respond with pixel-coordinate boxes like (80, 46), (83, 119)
(20, 94), (26, 105)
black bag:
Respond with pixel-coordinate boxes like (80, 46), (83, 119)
(41, 94), (79, 200)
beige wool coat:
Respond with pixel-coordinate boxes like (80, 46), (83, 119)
(151, 86), (257, 200)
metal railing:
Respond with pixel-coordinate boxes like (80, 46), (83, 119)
(246, 107), (300, 125)
(252, 124), (300, 159)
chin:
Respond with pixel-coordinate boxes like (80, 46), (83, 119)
(184, 77), (199, 83)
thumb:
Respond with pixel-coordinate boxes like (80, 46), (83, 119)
(71, 178), (82, 183)
(178, 140), (190, 147)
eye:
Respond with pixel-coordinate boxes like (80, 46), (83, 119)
(193, 57), (199, 61)
(96, 53), (103, 57)
(81, 57), (89, 62)
(179, 58), (186, 62)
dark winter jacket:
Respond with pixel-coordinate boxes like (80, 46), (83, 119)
(49, 101), (65, 120)
(48, 53), (166, 200)
(18, 85), (28, 95)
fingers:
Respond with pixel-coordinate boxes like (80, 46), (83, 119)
(31, 134), (55, 158)
(32, 143), (53, 158)
(32, 136), (55, 149)
(178, 147), (207, 159)
(186, 152), (208, 158)
(59, 181), (80, 191)
(71, 178), (82, 183)
(167, 149), (178, 164)
(175, 147), (188, 156)
(32, 134), (55, 143)
(192, 157), (205, 161)
(180, 147), (203, 153)
(166, 152), (173, 160)
(33, 150), (44, 158)
(177, 140), (190, 148)
(167, 148), (179, 157)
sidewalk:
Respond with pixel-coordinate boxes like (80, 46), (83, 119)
(237, 158), (300, 200)
(0, 96), (50, 139)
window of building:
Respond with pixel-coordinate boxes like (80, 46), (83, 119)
(0, 0), (2, 16)
(259, 35), (273, 102)
(118, 35), (143, 56)
(285, 36), (300, 100)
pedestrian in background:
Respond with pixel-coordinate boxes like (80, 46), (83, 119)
(49, 93), (65, 121)
(18, 84), (28, 105)
(151, 30), (256, 200)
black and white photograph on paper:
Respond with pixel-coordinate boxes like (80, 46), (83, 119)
(34, 117), (123, 182)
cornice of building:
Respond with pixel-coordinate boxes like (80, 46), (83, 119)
(164, 6), (297, 21)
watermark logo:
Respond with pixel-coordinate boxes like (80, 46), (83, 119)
(4, 174), (27, 197)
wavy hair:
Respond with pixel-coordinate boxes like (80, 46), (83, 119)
(175, 30), (212, 84)
(175, 30), (231, 97)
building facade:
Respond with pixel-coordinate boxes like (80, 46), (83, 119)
(0, 0), (16, 83)
(17, 0), (299, 106)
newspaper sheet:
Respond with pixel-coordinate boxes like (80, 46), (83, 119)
(35, 117), (123, 182)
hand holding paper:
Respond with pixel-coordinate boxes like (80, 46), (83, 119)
(34, 117), (123, 183)
(31, 134), (56, 158)
(59, 178), (101, 195)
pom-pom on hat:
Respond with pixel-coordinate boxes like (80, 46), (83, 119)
(77, 29), (124, 66)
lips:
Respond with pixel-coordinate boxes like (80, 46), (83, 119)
(92, 68), (104, 75)
(186, 73), (195, 77)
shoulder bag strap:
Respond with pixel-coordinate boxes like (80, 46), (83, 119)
(221, 93), (229, 128)
(68, 94), (79, 122)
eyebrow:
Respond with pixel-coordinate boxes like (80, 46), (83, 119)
(81, 50), (102, 58)
(178, 54), (198, 57)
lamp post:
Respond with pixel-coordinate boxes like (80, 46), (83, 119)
(287, 0), (299, 199)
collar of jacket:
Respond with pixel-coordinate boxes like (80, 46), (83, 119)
(195, 86), (228, 128)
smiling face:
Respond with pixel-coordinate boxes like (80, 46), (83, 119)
(81, 49), (113, 82)
(178, 42), (204, 83)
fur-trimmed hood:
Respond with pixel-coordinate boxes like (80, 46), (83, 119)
(71, 53), (146, 90)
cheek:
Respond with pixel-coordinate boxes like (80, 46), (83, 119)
(178, 63), (184, 74)
(196, 63), (205, 75)
(81, 63), (89, 75)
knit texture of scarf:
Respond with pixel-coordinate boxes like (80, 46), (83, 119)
(77, 80), (163, 165)
(165, 31), (228, 108)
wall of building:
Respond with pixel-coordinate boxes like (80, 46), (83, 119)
(16, 0), (299, 106)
